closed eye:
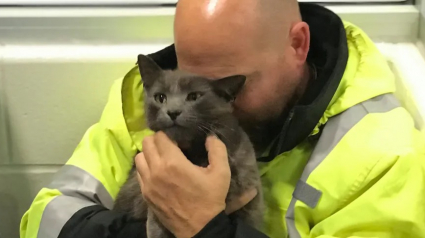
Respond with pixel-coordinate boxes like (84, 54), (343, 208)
(186, 92), (203, 101)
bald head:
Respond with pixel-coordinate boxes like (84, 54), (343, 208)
(174, 0), (310, 124)
(175, 0), (301, 76)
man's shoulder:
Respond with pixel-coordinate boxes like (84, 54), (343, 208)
(297, 104), (425, 238)
(309, 100), (425, 199)
(321, 93), (421, 161)
(304, 104), (425, 222)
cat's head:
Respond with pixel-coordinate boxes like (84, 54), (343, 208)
(138, 54), (246, 145)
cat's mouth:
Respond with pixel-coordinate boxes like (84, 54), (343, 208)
(161, 124), (184, 134)
(162, 119), (186, 127)
(164, 122), (185, 130)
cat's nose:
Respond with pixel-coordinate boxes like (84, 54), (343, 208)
(167, 111), (182, 121)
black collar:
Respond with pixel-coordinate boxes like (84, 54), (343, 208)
(258, 3), (349, 161)
(143, 3), (348, 162)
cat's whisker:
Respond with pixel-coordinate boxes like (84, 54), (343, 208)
(199, 123), (234, 146)
(198, 124), (213, 135)
(211, 122), (236, 131)
(197, 125), (209, 135)
(201, 121), (236, 133)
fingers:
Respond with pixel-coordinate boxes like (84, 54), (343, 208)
(154, 131), (182, 157)
(142, 135), (160, 168)
(225, 188), (258, 215)
(205, 136), (229, 170)
(136, 172), (145, 191)
(135, 152), (149, 185)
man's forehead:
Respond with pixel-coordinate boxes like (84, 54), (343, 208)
(175, 41), (258, 75)
(177, 54), (253, 80)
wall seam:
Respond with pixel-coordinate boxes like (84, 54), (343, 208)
(0, 42), (12, 164)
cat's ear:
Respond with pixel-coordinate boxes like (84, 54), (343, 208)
(211, 75), (246, 102)
(137, 54), (162, 88)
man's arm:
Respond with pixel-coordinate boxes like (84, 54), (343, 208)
(20, 123), (147, 238)
(19, 74), (150, 238)
(58, 208), (268, 238)
(194, 212), (269, 238)
(58, 205), (146, 238)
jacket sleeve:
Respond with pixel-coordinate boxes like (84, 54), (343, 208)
(19, 76), (151, 238)
(59, 205), (146, 238)
(20, 123), (148, 238)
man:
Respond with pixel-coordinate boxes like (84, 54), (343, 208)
(20, 0), (425, 237)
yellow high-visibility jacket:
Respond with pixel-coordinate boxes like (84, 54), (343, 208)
(20, 3), (425, 238)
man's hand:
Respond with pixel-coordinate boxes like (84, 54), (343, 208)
(135, 132), (231, 238)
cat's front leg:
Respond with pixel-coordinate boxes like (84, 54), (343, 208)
(146, 208), (175, 238)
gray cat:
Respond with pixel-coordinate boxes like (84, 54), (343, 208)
(113, 54), (263, 238)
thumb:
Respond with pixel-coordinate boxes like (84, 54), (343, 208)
(225, 188), (258, 215)
(205, 136), (229, 171)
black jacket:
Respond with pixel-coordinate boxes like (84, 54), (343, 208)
(59, 2), (348, 238)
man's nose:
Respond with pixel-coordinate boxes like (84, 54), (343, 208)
(167, 111), (182, 120)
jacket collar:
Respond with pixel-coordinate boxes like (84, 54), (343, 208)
(259, 3), (349, 161)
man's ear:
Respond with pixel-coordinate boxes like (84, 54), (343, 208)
(211, 75), (246, 101)
(137, 54), (162, 88)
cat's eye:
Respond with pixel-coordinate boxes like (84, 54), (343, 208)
(186, 92), (203, 101)
(154, 93), (167, 104)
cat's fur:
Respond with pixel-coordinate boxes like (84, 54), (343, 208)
(113, 54), (263, 238)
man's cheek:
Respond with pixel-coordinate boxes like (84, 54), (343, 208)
(234, 94), (258, 118)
